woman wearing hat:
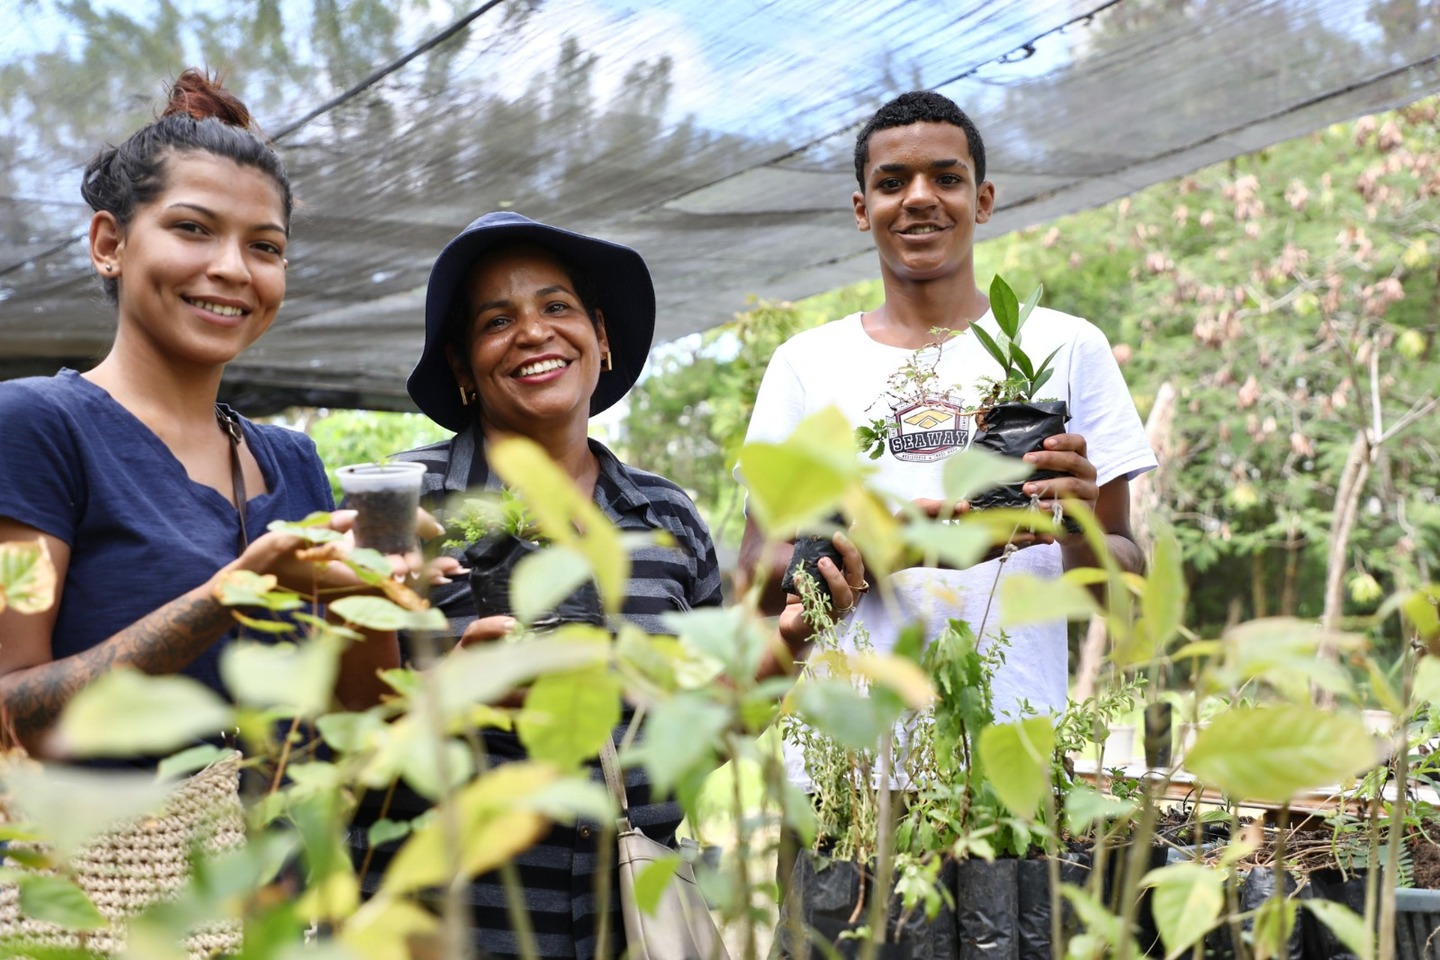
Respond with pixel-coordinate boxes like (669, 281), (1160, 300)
(359, 212), (864, 958)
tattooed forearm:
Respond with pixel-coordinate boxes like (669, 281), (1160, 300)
(0, 588), (233, 740)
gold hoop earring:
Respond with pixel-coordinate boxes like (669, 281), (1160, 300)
(458, 384), (478, 406)
(601, 351), (613, 372)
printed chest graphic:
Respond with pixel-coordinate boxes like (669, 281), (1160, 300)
(887, 398), (970, 463)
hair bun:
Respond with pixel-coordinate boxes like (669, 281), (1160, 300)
(161, 68), (252, 129)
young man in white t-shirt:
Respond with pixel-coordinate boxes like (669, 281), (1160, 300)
(740, 91), (1157, 734)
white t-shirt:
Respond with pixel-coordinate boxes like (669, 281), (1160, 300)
(743, 307), (1157, 790)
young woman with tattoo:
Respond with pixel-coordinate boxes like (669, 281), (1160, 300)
(0, 70), (411, 757)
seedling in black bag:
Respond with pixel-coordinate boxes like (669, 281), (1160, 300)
(780, 512), (847, 608)
(967, 276), (1079, 531)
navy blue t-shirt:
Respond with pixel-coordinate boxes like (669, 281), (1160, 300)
(0, 369), (334, 695)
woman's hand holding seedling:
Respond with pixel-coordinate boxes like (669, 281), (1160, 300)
(778, 531), (866, 651)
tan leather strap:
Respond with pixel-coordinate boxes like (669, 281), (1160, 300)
(598, 737), (632, 829)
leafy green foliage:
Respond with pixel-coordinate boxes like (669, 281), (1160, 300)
(970, 277), (1058, 407)
(56, 669), (234, 758)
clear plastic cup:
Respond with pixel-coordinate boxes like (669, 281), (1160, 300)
(335, 461), (426, 554)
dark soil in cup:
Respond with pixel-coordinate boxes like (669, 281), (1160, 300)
(348, 487), (418, 554)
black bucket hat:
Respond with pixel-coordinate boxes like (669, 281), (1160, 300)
(408, 211), (656, 432)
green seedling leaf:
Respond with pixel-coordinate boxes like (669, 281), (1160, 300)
(213, 569), (304, 611)
(0, 538), (56, 614)
(1140, 863), (1223, 960)
(1184, 704), (1378, 802)
(1012, 345), (1035, 380)
(737, 407), (861, 535)
(1414, 657), (1440, 709)
(329, 595), (411, 631)
(1000, 572), (1099, 628)
(346, 547), (394, 583)
(941, 447), (1036, 503)
(632, 694), (731, 797)
(1061, 884), (1125, 945)
(511, 545), (594, 627)
(57, 669), (233, 758)
(850, 653), (935, 710)
(430, 632), (609, 718)
(1402, 585), (1440, 648)
(522, 776), (614, 824)
(634, 856), (683, 915)
(517, 667), (622, 770)
(898, 520), (993, 571)
(1064, 785), (1136, 833)
(1140, 520), (1187, 655)
(266, 512), (343, 542)
(17, 874), (108, 931)
(156, 744), (234, 781)
(221, 636), (341, 716)
(1016, 282), (1043, 326)
(231, 610), (299, 635)
(367, 818), (411, 848)
(989, 275), (1021, 339)
(1301, 900), (1372, 960)
(341, 897), (439, 960)
(1253, 894), (1296, 959)
(317, 710), (385, 753)
(967, 321), (1012, 371)
(794, 679), (901, 751)
(662, 606), (768, 684)
(976, 716), (1054, 821)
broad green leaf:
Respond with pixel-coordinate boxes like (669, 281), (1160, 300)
(329, 595), (442, 632)
(899, 521), (993, 571)
(222, 637), (341, 716)
(0, 761), (170, 858)
(1139, 863), (1223, 960)
(989, 275), (1021, 339)
(341, 897), (439, 960)
(1016, 282), (1044, 326)
(737, 446), (846, 536)
(793, 679), (901, 751)
(317, 710), (386, 753)
(976, 717), (1054, 821)
(430, 632), (609, 717)
(967, 321), (1012, 372)
(381, 762), (558, 894)
(0, 538), (57, 614)
(940, 447), (1036, 504)
(633, 694), (731, 797)
(1000, 573), (1099, 629)
(1064, 785), (1136, 833)
(57, 669), (233, 758)
(1183, 704), (1378, 802)
(16, 873), (108, 931)
(1402, 586), (1440, 646)
(1061, 884), (1125, 945)
(267, 512), (343, 542)
(1253, 895), (1296, 960)
(522, 777), (615, 824)
(510, 545), (594, 627)
(213, 569), (304, 611)
(850, 653), (935, 710)
(517, 667), (622, 770)
(487, 436), (629, 614)
(399, 737), (475, 801)
(1301, 899), (1372, 960)
(1140, 520), (1186, 654)
(367, 818), (411, 848)
(662, 606), (768, 684)
(1414, 656), (1440, 710)
(156, 744), (234, 781)
(634, 856), (682, 915)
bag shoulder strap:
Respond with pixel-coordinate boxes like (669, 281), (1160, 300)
(598, 737), (633, 831)
(214, 403), (248, 551)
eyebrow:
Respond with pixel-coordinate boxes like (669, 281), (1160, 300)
(472, 285), (575, 315)
(167, 201), (288, 236)
(875, 158), (962, 175)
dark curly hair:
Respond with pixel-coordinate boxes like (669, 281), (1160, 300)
(81, 69), (292, 304)
(853, 90), (986, 189)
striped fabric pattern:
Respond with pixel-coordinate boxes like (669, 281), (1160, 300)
(350, 427), (723, 960)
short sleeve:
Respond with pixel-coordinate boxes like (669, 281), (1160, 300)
(0, 382), (85, 542)
(1064, 325), (1158, 487)
(743, 345), (808, 448)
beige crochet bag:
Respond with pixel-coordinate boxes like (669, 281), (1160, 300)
(0, 751), (246, 958)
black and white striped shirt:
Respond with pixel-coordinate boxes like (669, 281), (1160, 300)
(351, 426), (723, 960)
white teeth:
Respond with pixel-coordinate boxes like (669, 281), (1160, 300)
(189, 299), (245, 317)
(516, 358), (569, 377)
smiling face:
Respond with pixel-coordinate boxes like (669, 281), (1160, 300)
(853, 121), (995, 286)
(448, 245), (609, 438)
(91, 150), (288, 371)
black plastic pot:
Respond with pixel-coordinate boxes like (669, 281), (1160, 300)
(1300, 868), (1369, 960)
(777, 855), (952, 960)
(781, 514), (846, 605)
(968, 400), (1079, 533)
(1392, 888), (1440, 960)
(464, 533), (605, 628)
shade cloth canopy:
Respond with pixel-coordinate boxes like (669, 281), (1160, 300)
(2, 0), (1436, 414)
